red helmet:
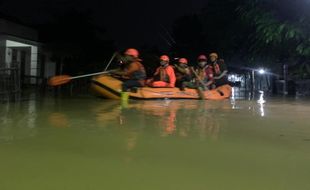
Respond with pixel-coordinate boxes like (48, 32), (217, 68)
(124, 48), (139, 58)
(178, 58), (188, 64)
(197, 54), (207, 61)
(160, 55), (170, 62)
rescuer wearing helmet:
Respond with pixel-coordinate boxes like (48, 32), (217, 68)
(111, 48), (146, 93)
(195, 54), (214, 88)
(208, 52), (228, 87)
(147, 55), (176, 87)
(174, 57), (192, 90)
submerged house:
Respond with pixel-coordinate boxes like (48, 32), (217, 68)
(0, 16), (56, 90)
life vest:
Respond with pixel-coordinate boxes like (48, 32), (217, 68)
(125, 61), (146, 80)
(210, 61), (221, 75)
(197, 66), (213, 82)
(214, 63), (221, 75)
(154, 65), (171, 83)
(197, 66), (207, 81)
(175, 64), (191, 81)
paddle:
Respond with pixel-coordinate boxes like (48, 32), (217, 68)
(103, 52), (117, 72)
(190, 67), (209, 99)
(47, 70), (113, 86)
(190, 67), (207, 88)
(47, 53), (117, 86)
(191, 67), (224, 97)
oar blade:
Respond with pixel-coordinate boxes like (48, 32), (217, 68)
(48, 75), (72, 86)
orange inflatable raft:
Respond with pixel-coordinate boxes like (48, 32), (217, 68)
(90, 75), (232, 100)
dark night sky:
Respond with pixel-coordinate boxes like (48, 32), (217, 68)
(0, 0), (207, 50)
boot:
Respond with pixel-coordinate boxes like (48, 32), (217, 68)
(120, 92), (129, 108)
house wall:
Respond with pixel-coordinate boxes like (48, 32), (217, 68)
(0, 18), (56, 86)
(30, 46), (38, 76)
(5, 40), (37, 83)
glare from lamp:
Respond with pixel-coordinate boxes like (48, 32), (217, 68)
(258, 69), (265, 74)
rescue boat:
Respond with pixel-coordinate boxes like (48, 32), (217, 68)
(90, 74), (232, 100)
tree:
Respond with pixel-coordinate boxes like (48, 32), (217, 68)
(171, 0), (310, 79)
(237, 0), (310, 64)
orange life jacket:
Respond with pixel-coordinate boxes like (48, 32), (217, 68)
(154, 65), (173, 83)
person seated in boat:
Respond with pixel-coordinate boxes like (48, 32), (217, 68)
(194, 54), (214, 89)
(174, 58), (192, 90)
(110, 48), (146, 92)
(182, 54), (214, 90)
(208, 52), (228, 87)
(146, 55), (176, 88)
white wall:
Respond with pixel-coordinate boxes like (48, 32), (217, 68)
(6, 40), (38, 83)
(1, 30), (56, 85)
(30, 46), (38, 83)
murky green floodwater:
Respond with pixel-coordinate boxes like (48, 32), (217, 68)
(1, 93), (310, 190)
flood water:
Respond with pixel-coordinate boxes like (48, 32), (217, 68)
(1, 91), (310, 190)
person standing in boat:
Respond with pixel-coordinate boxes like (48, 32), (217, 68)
(174, 58), (192, 90)
(110, 48), (146, 92)
(208, 52), (228, 87)
(147, 55), (176, 88)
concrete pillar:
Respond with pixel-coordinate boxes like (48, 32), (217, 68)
(30, 46), (38, 84)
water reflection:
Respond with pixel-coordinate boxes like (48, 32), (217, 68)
(0, 100), (38, 143)
(93, 100), (233, 141)
(27, 95), (37, 128)
(48, 112), (70, 128)
(257, 91), (266, 117)
(0, 93), (281, 145)
(1, 97), (259, 143)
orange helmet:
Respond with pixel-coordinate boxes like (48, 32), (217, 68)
(124, 48), (139, 58)
(178, 58), (188, 64)
(197, 54), (207, 61)
(209, 53), (218, 59)
(160, 55), (170, 62)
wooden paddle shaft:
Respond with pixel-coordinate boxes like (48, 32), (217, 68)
(70, 71), (111, 79)
(104, 52), (117, 72)
(70, 52), (117, 79)
(191, 67), (206, 87)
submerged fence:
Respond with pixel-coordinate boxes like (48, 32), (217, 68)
(0, 67), (20, 101)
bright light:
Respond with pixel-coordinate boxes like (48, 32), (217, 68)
(258, 69), (265, 74)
